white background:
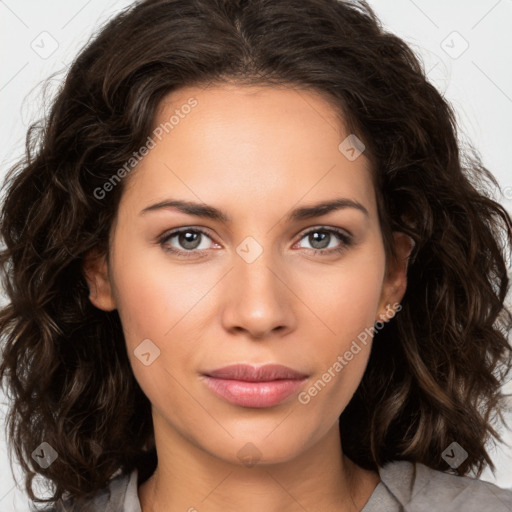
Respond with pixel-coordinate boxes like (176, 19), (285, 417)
(1, 0), (511, 509)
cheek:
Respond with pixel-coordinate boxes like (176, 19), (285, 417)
(304, 252), (385, 342)
(109, 240), (217, 397)
(298, 250), (385, 407)
(110, 239), (204, 342)
(335, 269), (383, 337)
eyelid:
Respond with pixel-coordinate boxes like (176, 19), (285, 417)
(295, 225), (353, 240)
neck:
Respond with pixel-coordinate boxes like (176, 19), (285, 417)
(138, 412), (380, 512)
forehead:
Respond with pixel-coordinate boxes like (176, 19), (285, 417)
(119, 84), (377, 222)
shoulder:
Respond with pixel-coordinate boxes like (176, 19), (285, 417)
(31, 469), (139, 512)
(377, 460), (512, 511)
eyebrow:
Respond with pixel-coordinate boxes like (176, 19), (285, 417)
(140, 197), (369, 222)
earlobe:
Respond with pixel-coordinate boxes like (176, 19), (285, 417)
(376, 232), (415, 321)
(82, 248), (117, 311)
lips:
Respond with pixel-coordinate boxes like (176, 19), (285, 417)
(201, 364), (308, 408)
(204, 363), (308, 382)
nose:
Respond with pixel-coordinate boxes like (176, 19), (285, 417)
(221, 251), (296, 339)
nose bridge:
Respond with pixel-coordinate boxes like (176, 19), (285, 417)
(221, 234), (294, 336)
(234, 234), (283, 299)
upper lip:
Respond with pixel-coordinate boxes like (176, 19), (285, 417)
(203, 364), (308, 382)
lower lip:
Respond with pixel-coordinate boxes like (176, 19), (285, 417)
(202, 376), (307, 408)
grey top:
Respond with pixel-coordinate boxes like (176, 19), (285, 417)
(40, 460), (512, 511)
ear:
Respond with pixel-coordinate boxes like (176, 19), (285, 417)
(82, 248), (117, 311)
(376, 232), (414, 322)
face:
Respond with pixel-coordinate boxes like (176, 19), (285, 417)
(83, 83), (410, 467)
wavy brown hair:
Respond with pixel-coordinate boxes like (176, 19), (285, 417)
(1, 0), (512, 506)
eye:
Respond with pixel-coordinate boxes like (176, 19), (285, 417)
(294, 227), (353, 256)
(158, 226), (353, 259)
(158, 228), (216, 258)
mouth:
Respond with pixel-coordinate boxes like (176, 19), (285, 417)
(201, 364), (308, 408)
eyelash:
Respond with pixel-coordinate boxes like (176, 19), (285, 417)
(157, 226), (353, 259)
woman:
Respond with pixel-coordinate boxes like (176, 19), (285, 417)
(1, 0), (512, 510)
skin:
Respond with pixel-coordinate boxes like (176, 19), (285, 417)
(83, 83), (413, 512)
